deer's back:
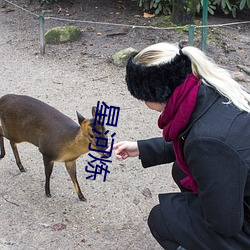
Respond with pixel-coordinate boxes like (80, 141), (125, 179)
(0, 94), (79, 147)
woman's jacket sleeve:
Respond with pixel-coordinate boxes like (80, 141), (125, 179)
(137, 137), (176, 168)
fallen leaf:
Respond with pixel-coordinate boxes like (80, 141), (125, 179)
(143, 12), (155, 18)
(142, 187), (152, 198)
(51, 223), (67, 231)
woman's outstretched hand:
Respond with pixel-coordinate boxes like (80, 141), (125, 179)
(108, 141), (139, 160)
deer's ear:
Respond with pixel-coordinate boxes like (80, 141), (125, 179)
(76, 111), (85, 125)
(92, 106), (104, 124)
(92, 106), (97, 118)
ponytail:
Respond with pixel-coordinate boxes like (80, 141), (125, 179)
(182, 46), (250, 112)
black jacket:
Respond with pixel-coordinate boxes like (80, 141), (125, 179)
(138, 84), (250, 249)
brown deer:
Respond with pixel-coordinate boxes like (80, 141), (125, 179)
(0, 94), (108, 201)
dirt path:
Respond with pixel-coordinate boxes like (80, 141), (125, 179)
(0, 2), (175, 250)
(0, 1), (249, 249)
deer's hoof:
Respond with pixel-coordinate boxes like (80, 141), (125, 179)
(79, 196), (87, 202)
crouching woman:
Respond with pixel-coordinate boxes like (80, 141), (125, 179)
(111, 42), (250, 250)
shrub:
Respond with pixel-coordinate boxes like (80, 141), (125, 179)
(38, 0), (58, 4)
(135, 0), (172, 15)
(135, 0), (250, 17)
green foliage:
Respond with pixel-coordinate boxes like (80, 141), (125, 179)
(135, 0), (172, 15)
(197, 0), (217, 15)
(213, 0), (237, 17)
(135, 0), (250, 18)
(239, 0), (250, 9)
(38, 0), (58, 4)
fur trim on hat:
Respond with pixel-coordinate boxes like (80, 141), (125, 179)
(125, 53), (192, 103)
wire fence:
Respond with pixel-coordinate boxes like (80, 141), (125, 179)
(3, 0), (250, 55)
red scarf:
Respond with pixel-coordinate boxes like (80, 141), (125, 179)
(158, 73), (200, 194)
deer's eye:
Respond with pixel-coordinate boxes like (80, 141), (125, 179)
(89, 134), (95, 139)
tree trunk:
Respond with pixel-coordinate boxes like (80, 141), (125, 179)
(171, 0), (198, 25)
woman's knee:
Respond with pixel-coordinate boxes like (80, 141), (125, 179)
(148, 204), (161, 233)
(148, 205), (179, 249)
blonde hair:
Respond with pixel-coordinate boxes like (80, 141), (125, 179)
(134, 42), (250, 113)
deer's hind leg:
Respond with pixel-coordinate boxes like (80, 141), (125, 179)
(0, 126), (5, 159)
(10, 141), (26, 172)
(65, 161), (86, 202)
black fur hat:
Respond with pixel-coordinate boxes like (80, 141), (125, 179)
(125, 52), (192, 103)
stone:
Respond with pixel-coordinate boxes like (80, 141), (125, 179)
(231, 71), (247, 82)
(0, 0), (6, 8)
(45, 26), (82, 44)
(142, 187), (152, 198)
(112, 47), (138, 67)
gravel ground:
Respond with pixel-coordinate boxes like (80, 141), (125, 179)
(0, 1), (249, 249)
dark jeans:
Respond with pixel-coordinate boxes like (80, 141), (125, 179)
(148, 162), (188, 250)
